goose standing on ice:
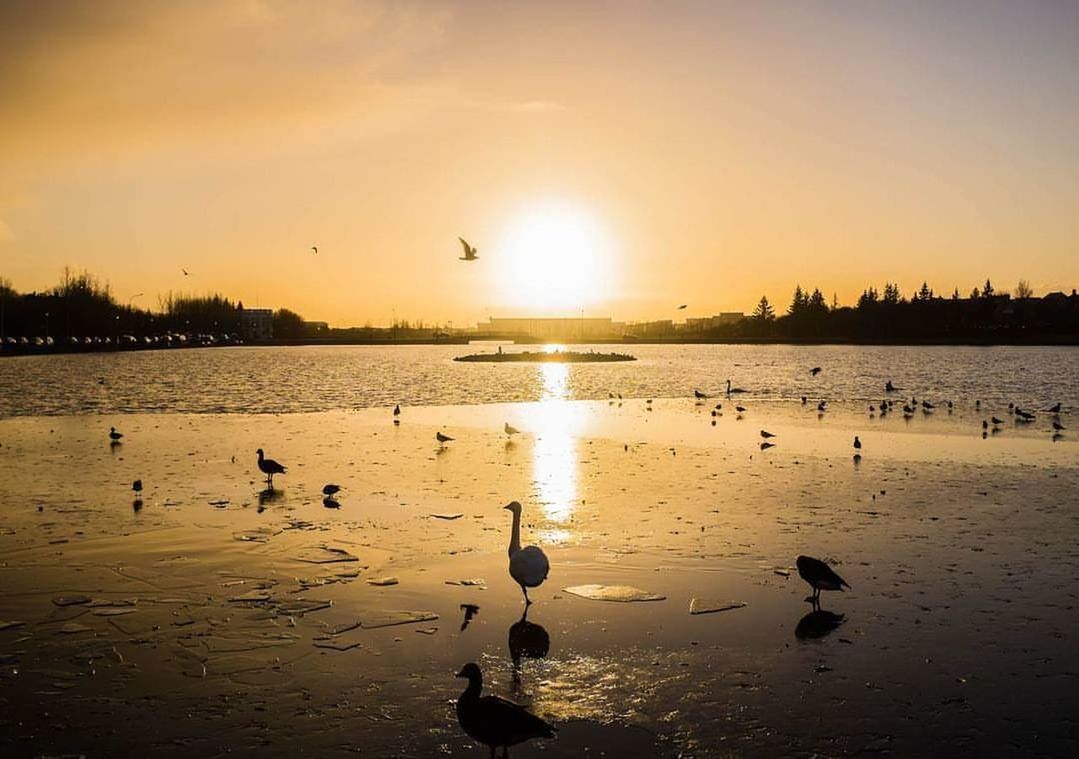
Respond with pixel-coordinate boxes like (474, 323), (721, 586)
(796, 555), (851, 607)
(504, 501), (549, 606)
(256, 448), (286, 486)
(455, 662), (555, 757)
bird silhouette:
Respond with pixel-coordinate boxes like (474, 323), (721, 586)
(810, 367), (822, 376)
(1052, 421), (1065, 432)
(677, 304), (687, 310)
(436, 431), (455, 444)
(504, 422), (521, 437)
(458, 238), (479, 261)
(109, 427), (123, 442)
(760, 430), (776, 439)
(694, 389), (709, 400)
(505, 501), (549, 606)
(853, 436), (861, 450)
(460, 603), (480, 631)
(455, 662), (555, 758)
(311, 245), (318, 254)
(796, 555), (851, 607)
(322, 483), (341, 497)
(256, 448), (286, 486)
(182, 268), (191, 276)
(132, 479), (142, 494)
(1044, 402), (1061, 413)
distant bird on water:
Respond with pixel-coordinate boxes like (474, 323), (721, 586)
(458, 238), (479, 261)
(132, 479), (142, 494)
(1044, 402), (1061, 413)
(322, 483), (341, 497)
(810, 367), (822, 376)
(436, 431), (455, 444)
(991, 416), (1004, 426)
(735, 405), (747, 414)
(796, 555), (851, 606)
(694, 389), (710, 400)
(853, 436), (861, 450)
(256, 448), (286, 486)
(455, 662), (556, 758)
(109, 427), (123, 442)
(885, 380), (896, 393)
(677, 304), (688, 310)
(504, 501), (549, 606)
(726, 379), (747, 394)
(504, 422), (520, 437)
(760, 429), (776, 439)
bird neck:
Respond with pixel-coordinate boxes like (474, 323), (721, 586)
(461, 674), (482, 701)
(508, 510), (522, 557)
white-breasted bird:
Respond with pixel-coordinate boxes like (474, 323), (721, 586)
(504, 501), (549, 606)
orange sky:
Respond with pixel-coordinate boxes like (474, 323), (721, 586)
(2, 1), (1078, 326)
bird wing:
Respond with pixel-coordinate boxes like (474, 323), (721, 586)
(478, 696), (556, 739)
(458, 237), (473, 255)
(511, 545), (550, 586)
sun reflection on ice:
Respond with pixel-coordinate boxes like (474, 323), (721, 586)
(524, 361), (581, 543)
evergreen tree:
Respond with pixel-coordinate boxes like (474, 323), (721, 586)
(752, 295), (775, 321)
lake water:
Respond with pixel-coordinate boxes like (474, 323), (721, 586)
(1, 344), (1077, 415)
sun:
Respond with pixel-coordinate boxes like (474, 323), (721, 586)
(492, 201), (613, 312)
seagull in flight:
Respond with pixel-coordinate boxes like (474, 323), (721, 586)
(458, 238), (479, 261)
(677, 304), (687, 310)
(810, 367), (822, 376)
(182, 268), (191, 276)
(311, 245), (318, 254)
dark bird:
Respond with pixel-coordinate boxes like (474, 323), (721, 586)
(132, 479), (142, 493)
(1053, 421), (1065, 432)
(810, 367), (822, 376)
(460, 603), (480, 631)
(311, 245), (318, 254)
(817, 401), (827, 412)
(760, 441), (775, 450)
(760, 430), (776, 439)
(677, 304), (688, 310)
(504, 422), (521, 437)
(182, 268), (191, 276)
(322, 497), (341, 509)
(922, 401), (935, 410)
(796, 555), (851, 606)
(735, 405), (747, 414)
(801, 396), (808, 405)
(726, 378), (747, 394)
(991, 416), (1004, 426)
(322, 483), (341, 497)
(256, 448), (286, 486)
(1044, 402), (1061, 413)
(455, 663), (556, 758)
(393, 404), (401, 416)
(885, 380), (896, 393)
(109, 427), (123, 442)
(853, 436), (861, 450)
(694, 389), (709, 400)
(458, 238), (479, 261)
(436, 431), (455, 444)
(982, 419), (988, 430)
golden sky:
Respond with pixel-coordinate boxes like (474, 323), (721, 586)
(2, 0), (1078, 326)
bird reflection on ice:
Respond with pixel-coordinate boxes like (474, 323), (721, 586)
(520, 360), (581, 543)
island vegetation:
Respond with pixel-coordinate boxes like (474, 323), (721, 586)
(454, 349), (636, 363)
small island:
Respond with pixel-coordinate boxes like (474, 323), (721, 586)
(454, 349), (636, 363)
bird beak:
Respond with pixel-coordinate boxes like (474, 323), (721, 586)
(503, 503), (512, 510)
(455, 668), (467, 678)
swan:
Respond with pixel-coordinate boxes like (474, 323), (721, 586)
(796, 555), (851, 607)
(455, 662), (555, 757)
(726, 379), (747, 394)
(256, 448), (286, 486)
(504, 501), (549, 606)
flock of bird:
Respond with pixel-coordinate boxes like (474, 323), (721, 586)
(103, 365), (1065, 757)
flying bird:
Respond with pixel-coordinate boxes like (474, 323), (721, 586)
(677, 304), (687, 310)
(311, 245), (318, 254)
(458, 238), (479, 261)
(796, 555), (851, 606)
(504, 501), (549, 606)
(182, 269), (191, 276)
(455, 662), (556, 757)
(810, 367), (822, 376)
(256, 448), (287, 486)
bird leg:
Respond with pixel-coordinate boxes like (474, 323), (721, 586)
(522, 585), (532, 606)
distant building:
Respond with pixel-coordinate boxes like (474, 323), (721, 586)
(304, 321), (330, 334)
(476, 317), (625, 341)
(684, 313), (745, 331)
(241, 308), (274, 341)
(626, 319), (675, 338)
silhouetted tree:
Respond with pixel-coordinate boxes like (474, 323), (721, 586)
(1015, 279), (1034, 299)
(882, 283), (902, 305)
(273, 308), (307, 338)
(752, 295), (775, 322)
(982, 279), (995, 298)
(789, 285), (808, 316)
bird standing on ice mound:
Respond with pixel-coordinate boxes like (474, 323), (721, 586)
(504, 501), (549, 606)
(796, 555), (851, 607)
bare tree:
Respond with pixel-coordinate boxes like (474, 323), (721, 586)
(1014, 279), (1034, 299)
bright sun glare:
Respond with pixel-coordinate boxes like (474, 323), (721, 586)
(494, 202), (613, 312)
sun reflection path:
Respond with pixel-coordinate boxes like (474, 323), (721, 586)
(522, 361), (582, 541)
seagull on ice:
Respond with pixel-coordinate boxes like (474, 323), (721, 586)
(455, 662), (556, 758)
(504, 422), (520, 437)
(796, 555), (851, 606)
(436, 431), (455, 444)
(694, 389), (709, 400)
(760, 430), (776, 439)
(504, 501), (549, 606)
(458, 238), (479, 261)
(810, 367), (822, 376)
(256, 448), (286, 486)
